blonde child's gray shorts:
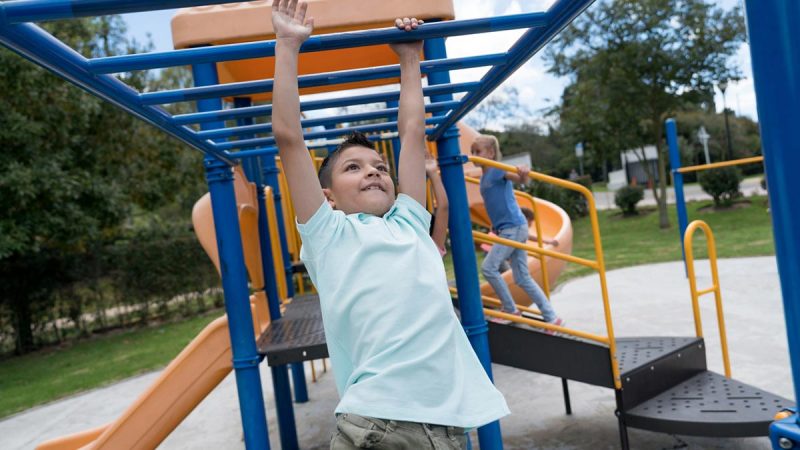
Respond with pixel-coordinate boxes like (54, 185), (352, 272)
(331, 413), (468, 449)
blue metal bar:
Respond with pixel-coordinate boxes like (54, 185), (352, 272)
(193, 62), (270, 450)
(429, 0), (596, 141)
(305, 133), (389, 151)
(742, 0), (800, 442)
(424, 37), (503, 450)
(235, 97), (300, 449)
(216, 117), (443, 152)
(173, 82), (478, 126)
(0, 0), (245, 24)
(139, 54), (507, 105)
(197, 100), (460, 140)
(230, 147), (279, 161)
(0, 22), (235, 164)
(666, 118), (688, 273)
(386, 100), (401, 173)
(87, 12), (548, 74)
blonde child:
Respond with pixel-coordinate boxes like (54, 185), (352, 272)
(471, 134), (564, 328)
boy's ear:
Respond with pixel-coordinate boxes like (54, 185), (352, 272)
(322, 188), (335, 208)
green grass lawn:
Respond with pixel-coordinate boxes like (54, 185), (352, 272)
(0, 310), (219, 419)
(561, 196), (774, 281)
(1, 196), (774, 419)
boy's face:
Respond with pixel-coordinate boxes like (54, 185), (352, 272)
(323, 146), (396, 216)
(471, 141), (495, 160)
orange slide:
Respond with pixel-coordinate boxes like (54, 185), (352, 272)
(36, 169), (272, 450)
(455, 123), (573, 308)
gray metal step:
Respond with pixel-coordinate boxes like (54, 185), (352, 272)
(624, 370), (794, 437)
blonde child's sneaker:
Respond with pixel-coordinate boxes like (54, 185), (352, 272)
(546, 317), (566, 335)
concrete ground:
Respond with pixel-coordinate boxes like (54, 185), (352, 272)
(2, 257), (792, 449)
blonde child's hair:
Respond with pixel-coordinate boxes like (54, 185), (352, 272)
(473, 134), (502, 160)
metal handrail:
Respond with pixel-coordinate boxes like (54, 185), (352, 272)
(468, 155), (621, 388)
(676, 156), (763, 174)
(683, 220), (732, 378)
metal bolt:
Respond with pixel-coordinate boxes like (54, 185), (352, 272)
(677, 353), (682, 358)
(651, 366), (655, 371)
(626, 377), (631, 382)
(779, 437), (794, 449)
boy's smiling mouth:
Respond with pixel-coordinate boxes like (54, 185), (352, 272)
(362, 183), (386, 192)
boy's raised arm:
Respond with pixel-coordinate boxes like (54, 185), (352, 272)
(391, 18), (427, 207)
(271, 0), (325, 223)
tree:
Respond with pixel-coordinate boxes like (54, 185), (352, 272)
(465, 86), (532, 131)
(546, 0), (746, 228)
(0, 18), (204, 353)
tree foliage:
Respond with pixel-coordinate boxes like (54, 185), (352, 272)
(546, 0), (746, 228)
(0, 18), (206, 353)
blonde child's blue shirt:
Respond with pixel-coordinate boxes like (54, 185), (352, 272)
(297, 194), (509, 428)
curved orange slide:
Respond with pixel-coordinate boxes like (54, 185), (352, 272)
(456, 123), (573, 309)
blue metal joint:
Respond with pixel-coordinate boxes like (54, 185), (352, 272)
(204, 158), (235, 184)
(438, 154), (468, 167)
(771, 410), (800, 449)
(232, 355), (262, 369)
(462, 322), (489, 337)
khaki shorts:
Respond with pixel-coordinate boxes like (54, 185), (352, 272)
(331, 413), (468, 449)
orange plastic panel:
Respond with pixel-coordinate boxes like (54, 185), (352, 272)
(171, 0), (455, 101)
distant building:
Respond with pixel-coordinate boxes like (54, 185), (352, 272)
(607, 145), (660, 190)
(501, 153), (532, 168)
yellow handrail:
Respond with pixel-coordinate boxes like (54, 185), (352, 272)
(468, 155), (621, 388)
(264, 186), (289, 300)
(683, 220), (732, 378)
(464, 176), (551, 298)
(677, 156), (763, 174)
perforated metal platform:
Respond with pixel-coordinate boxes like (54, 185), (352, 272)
(624, 370), (793, 437)
(257, 294), (329, 366)
(616, 337), (700, 374)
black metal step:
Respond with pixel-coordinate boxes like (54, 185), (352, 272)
(624, 370), (794, 437)
(618, 337), (708, 410)
(256, 294), (328, 366)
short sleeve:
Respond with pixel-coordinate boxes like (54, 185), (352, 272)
(296, 200), (343, 261)
(389, 194), (432, 234)
(484, 168), (506, 186)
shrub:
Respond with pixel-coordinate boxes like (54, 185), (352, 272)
(614, 185), (645, 216)
(522, 175), (592, 219)
(699, 167), (742, 207)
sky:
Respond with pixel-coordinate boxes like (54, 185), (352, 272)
(121, 0), (756, 129)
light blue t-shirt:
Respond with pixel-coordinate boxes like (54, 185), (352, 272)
(480, 167), (527, 232)
(297, 194), (509, 428)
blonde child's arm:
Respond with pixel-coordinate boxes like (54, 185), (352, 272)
(391, 18), (427, 207)
(271, 0), (325, 223)
(426, 157), (449, 251)
(528, 233), (559, 247)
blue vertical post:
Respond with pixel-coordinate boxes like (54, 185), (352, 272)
(260, 151), (309, 404)
(192, 63), (269, 450)
(234, 98), (300, 450)
(742, 2), (800, 447)
(666, 118), (688, 272)
(386, 99), (402, 172)
(424, 38), (503, 450)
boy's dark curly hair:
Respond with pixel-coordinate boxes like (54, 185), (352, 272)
(318, 131), (377, 189)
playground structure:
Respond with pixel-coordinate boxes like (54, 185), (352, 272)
(1, 1), (799, 449)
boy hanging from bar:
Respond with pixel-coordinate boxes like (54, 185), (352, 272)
(270, 1), (509, 448)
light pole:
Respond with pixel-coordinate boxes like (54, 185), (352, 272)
(717, 80), (734, 160)
(575, 142), (584, 175)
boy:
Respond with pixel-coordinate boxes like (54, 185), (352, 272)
(471, 134), (565, 328)
(270, 1), (509, 448)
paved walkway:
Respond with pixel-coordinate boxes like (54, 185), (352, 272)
(593, 177), (766, 210)
(2, 257), (791, 449)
